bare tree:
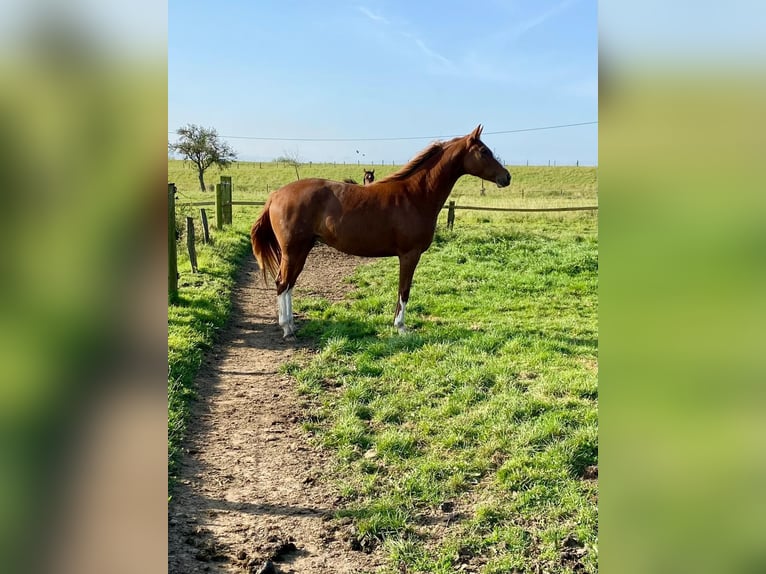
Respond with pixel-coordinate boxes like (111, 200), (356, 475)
(168, 124), (237, 191)
(275, 148), (303, 180)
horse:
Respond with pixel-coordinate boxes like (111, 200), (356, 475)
(343, 168), (375, 186)
(251, 124), (511, 339)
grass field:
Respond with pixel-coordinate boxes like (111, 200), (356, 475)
(281, 215), (598, 573)
(168, 160), (598, 214)
(168, 160), (598, 571)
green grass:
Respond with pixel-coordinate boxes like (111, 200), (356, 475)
(167, 160), (598, 567)
(168, 160), (597, 211)
(283, 215), (598, 573)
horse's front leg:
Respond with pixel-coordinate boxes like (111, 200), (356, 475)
(394, 251), (422, 334)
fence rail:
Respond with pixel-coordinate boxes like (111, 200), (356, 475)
(451, 205), (597, 212)
(169, 176), (598, 298)
(182, 200), (597, 212)
(186, 200), (267, 207)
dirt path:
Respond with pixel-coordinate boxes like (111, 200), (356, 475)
(168, 245), (385, 573)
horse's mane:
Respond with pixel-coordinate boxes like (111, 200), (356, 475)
(377, 136), (463, 183)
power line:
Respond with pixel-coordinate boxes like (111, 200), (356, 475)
(167, 121), (597, 143)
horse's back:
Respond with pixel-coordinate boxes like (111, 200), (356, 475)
(269, 178), (340, 210)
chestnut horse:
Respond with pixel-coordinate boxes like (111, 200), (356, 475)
(251, 125), (511, 339)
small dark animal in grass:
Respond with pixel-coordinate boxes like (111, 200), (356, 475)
(251, 125), (511, 339)
(342, 169), (375, 186)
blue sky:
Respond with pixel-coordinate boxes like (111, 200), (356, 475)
(169, 0), (597, 165)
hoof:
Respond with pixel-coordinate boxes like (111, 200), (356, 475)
(280, 321), (297, 341)
(283, 333), (297, 343)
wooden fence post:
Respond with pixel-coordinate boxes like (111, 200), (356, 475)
(186, 217), (198, 273)
(447, 200), (455, 231)
(220, 175), (232, 225)
(168, 183), (178, 299)
(215, 183), (224, 230)
(200, 208), (210, 243)
(225, 181), (232, 224)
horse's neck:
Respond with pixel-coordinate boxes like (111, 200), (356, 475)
(407, 155), (465, 215)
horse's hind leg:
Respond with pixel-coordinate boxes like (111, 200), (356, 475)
(276, 286), (293, 339)
(275, 243), (312, 340)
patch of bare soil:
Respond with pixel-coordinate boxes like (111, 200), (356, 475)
(168, 244), (384, 573)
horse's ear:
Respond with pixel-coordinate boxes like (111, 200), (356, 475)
(371, 169), (375, 174)
(469, 124), (483, 141)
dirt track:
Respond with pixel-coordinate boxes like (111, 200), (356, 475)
(168, 245), (384, 573)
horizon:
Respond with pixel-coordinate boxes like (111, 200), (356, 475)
(167, 155), (598, 168)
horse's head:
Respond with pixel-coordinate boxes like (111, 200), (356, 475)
(363, 169), (375, 185)
(462, 125), (511, 187)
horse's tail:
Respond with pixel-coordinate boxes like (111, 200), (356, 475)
(251, 201), (281, 284)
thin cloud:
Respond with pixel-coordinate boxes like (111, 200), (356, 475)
(405, 32), (454, 69)
(357, 6), (454, 72)
(514, 0), (578, 37)
(357, 6), (388, 24)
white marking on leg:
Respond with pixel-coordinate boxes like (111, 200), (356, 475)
(394, 295), (407, 333)
(278, 289), (296, 339)
(285, 288), (295, 331)
(277, 291), (294, 339)
(278, 291), (287, 328)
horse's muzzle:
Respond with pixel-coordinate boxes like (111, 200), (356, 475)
(496, 170), (511, 188)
